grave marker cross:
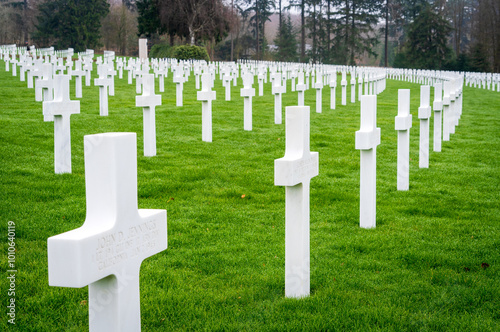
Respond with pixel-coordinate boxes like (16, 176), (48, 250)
(42, 75), (80, 174)
(272, 72), (286, 124)
(48, 132), (167, 332)
(418, 85), (431, 168)
(94, 64), (112, 116)
(197, 72), (216, 142)
(136, 73), (162, 156)
(275, 106), (319, 298)
(355, 95), (381, 228)
(432, 83), (443, 152)
(314, 72), (323, 113)
(240, 71), (255, 131)
(395, 89), (412, 191)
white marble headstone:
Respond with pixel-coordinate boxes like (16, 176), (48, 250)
(272, 72), (286, 124)
(136, 73), (161, 156)
(48, 132), (167, 332)
(42, 75), (80, 174)
(314, 72), (323, 113)
(355, 95), (381, 228)
(197, 72), (216, 142)
(275, 106), (318, 298)
(418, 85), (431, 168)
(395, 89), (412, 191)
(240, 71), (255, 131)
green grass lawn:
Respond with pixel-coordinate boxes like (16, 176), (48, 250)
(0, 61), (499, 331)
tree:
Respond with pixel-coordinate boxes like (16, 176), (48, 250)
(101, 2), (138, 56)
(287, 0), (306, 62)
(469, 0), (499, 72)
(274, 13), (297, 62)
(469, 42), (491, 72)
(137, 0), (164, 38)
(0, 0), (36, 45)
(137, 0), (230, 46)
(402, 5), (452, 69)
(243, 0), (274, 60)
(33, 0), (109, 52)
(329, 0), (383, 65)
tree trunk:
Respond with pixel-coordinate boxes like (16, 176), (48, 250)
(189, 25), (195, 45)
(327, 0), (331, 62)
(301, 0), (305, 62)
(350, 1), (355, 65)
(231, 0), (234, 61)
(345, 0), (349, 65)
(385, 0), (389, 67)
(256, 5), (260, 60)
(313, 3), (316, 63)
(279, 0), (282, 32)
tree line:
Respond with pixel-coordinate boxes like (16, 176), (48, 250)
(0, 0), (498, 72)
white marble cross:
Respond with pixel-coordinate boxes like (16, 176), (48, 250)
(158, 62), (168, 93)
(173, 65), (185, 107)
(314, 71), (323, 113)
(432, 82), (443, 152)
(329, 72), (336, 110)
(72, 59), (85, 98)
(42, 75), (80, 174)
(449, 80), (457, 135)
(442, 81), (451, 141)
(355, 95), (381, 228)
(341, 71), (347, 105)
(350, 73), (356, 103)
(106, 62), (117, 97)
(94, 64), (112, 116)
(83, 57), (93, 86)
(240, 71), (255, 131)
(272, 72), (286, 124)
(194, 64), (201, 90)
(296, 71), (307, 107)
(136, 73), (161, 156)
(395, 89), (412, 191)
(418, 85), (431, 168)
(358, 72), (363, 101)
(35, 63), (53, 102)
(275, 106), (319, 298)
(258, 69), (266, 96)
(48, 132), (167, 332)
(223, 71), (232, 101)
(197, 72), (216, 142)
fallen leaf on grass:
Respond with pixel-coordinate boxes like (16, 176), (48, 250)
(481, 262), (490, 269)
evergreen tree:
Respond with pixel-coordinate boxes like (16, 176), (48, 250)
(244, 0), (275, 60)
(403, 5), (452, 69)
(33, 0), (109, 52)
(136, 0), (163, 38)
(274, 14), (297, 62)
(469, 42), (491, 72)
(329, 0), (383, 65)
(286, 0), (306, 62)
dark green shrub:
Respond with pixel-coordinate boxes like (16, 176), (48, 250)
(173, 45), (210, 62)
(149, 44), (174, 59)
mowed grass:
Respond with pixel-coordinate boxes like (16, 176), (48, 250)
(0, 60), (499, 331)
